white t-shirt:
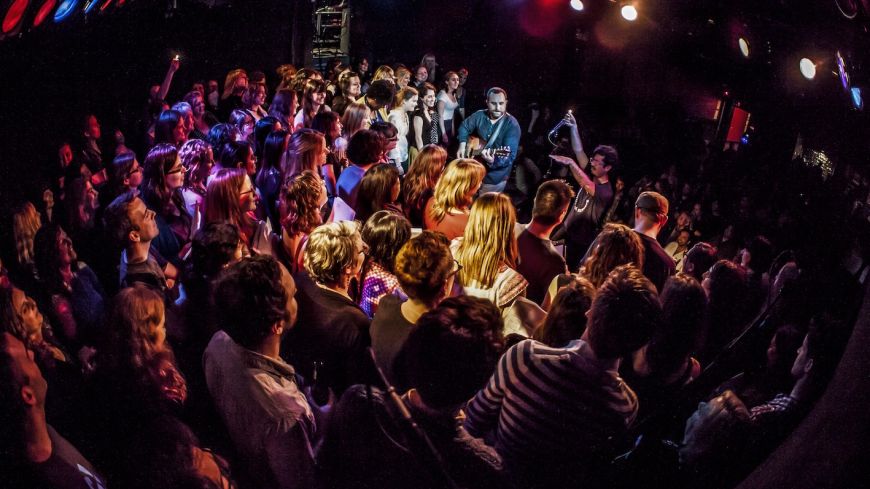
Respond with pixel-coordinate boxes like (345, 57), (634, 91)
(437, 90), (459, 120)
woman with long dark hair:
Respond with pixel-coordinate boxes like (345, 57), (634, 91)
(154, 109), (188, 148)
(33, 223), (106, 350)
(359, 211), (412, 318)
(355, 163), (402, 225)
(141, 144), (192, 268)
(256, 130), (290, 230)
(294, 78), (330, 130)
(268, 89), (299, 132)
(410, 83), (441, 153)
(436, 71), (460, 146)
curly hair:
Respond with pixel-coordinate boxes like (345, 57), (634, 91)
(304, 221), (360, 285)
(98, 285), (187, 408)
(429, 159), (485, 223)
(581, 223), (644, 288)
(280, 170), (324, 236)
(394, 231), (454, 306)
(178, 139), (212, 189)
(214, 255), (289, 350)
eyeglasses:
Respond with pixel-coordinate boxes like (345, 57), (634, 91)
(450, 260), (463, 277)
(240, 188), (255, 198)
(167, 166), (184, 175)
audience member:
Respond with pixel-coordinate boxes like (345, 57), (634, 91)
(336, 129), (383, 210)
(424, 158), (485, 239)
(318, 296), (505, 489)
(204, 255), (314, 489)
(632, 191), (676, 292)
(516, 180), (573, 304)
(288, 221), (372, 395)
(359, 211), (411, 317)
(465, 265), (660, 489)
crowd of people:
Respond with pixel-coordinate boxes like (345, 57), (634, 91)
(0, 51), (865, 489)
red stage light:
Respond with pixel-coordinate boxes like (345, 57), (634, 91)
(100, 0), (112, 11)
(32, 0), (55, 26)
(2, 0), (31, 34)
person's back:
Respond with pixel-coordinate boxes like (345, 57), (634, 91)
(517, 228), (567, 304)
(464, 265), (660, 488)
(465, 338), (636, 487)
(632, 191), (675, 292)
(318, 296), (505, 489)
(336, 129), (382, 211)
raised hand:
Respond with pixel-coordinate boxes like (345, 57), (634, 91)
(549, 154), (576, 166)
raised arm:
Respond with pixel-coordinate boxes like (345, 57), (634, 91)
(565, 111), (589, 170)
(158, 57), (181, 102)
(549, 153), (597, 196)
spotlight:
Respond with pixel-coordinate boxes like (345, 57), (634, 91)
(621, 4), (638, 21)
(799, 58), (816, 80)
(854, 89), (864, 109)
(836, 51), (850, 90)
(738, 37), (750, 58)
(83, 0), (96, 14)
(2, 0), (31, 35)
(53, 0), (80, 22)
(32, 0), (56, 26)
(570, 0), (584, 11)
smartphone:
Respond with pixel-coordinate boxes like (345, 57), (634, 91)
(173, 54), (180, 61)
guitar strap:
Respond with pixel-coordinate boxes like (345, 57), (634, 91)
(482, 113), (507, 151)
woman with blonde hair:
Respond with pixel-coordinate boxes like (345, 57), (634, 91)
(452, 192), (527, 312)
(403, 144), (447, 227)
(204, 168), (270, 254)
(10, 202), (42, 291)
(220, 68), (248, 120)
(424, 158), (485, 239)
(372, 65), (395, 84)
(394, 66), (411, 90)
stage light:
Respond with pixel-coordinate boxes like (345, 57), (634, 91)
(82, 0), (96, 14)
(33, 0), (56, 26)
(799, 58), (816, 80)
(738, 37), (750, 58)
(851, 87), (863, 110)
(2, 0), (31, 34)
(621, 4), (638, 21)
(836, 51), (850, 90)
(570, 0), (584, 11)
(53, 0), (79, 22)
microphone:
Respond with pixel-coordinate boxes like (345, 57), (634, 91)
(548, 109), (573, 137)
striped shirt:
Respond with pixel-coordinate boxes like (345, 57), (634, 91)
(464, 339), (638, 473)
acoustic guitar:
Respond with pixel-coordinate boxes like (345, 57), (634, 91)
(466, 135), (511, 165)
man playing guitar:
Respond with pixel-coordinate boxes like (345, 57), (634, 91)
(457, 87), (521, 194)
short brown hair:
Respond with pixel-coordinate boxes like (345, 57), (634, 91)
(532, 180), (574, 226)
(587, 264), (660, 359)
(394, 231), (454, 306)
